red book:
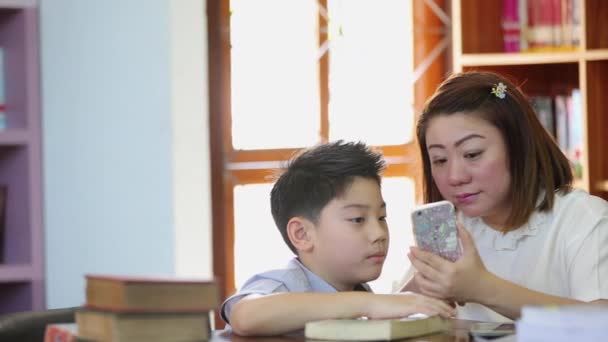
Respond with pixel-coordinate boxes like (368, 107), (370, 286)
(502, 0), (521, 52)
(85, 274), (219, 313)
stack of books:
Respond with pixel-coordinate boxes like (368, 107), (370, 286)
(46, 274), (219, 342)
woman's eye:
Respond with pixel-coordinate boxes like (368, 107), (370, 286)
(465, 151), (483, 159)
(349, 217), (365, 224)
(379, 216), (387, 222)
(432, 158), (446, 166)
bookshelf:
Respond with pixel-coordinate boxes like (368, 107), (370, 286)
(451, 0), (608, 198)
(0, 1), (44, 313)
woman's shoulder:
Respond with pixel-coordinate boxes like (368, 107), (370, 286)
(555, 189), (608, 213)
(552, 189), (608, 228)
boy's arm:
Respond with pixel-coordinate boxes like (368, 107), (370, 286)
(229, 291), (455, 336)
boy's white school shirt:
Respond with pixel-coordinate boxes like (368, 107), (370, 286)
(220, 257), (371, 324)
(397, 189), (608, 322)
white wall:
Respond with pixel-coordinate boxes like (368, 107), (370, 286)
(169, 0), (213, 278)
(41, 0), (211, 308)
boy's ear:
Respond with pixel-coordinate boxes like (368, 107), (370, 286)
(286, 217), (314, 253)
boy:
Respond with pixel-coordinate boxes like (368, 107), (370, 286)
(220, 141), (454, 336)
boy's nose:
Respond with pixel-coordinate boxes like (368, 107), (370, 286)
(370, 221), (388, 242)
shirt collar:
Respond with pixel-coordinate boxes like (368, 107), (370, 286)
(288, 258), (371, 292)
(464, 211), (547, 251)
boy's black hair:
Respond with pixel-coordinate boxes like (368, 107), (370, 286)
(270, 140), (386, 254)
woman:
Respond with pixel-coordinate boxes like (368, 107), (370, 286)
(405, 71), (608, 322)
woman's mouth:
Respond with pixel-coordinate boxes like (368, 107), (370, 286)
(455, 192), (480, 204)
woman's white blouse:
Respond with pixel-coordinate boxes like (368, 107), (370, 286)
(457, 189), (608, 322)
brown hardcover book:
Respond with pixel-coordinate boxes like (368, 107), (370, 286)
(76, 309), (211, 342)
(305, 315), (449, 341)
(85, 274), (219, 313)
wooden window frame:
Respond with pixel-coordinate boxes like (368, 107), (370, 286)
(207, 0), (447, 327)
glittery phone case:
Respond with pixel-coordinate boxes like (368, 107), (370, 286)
(411, 201), (462, 262)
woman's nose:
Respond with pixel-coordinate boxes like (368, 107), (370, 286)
(447, 159), (470, 185)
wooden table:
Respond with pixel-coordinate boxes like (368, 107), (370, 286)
(212, 319), (478, 342)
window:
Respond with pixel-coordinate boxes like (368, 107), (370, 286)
(208, 0), (450, 316)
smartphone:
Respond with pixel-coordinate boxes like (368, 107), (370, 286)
(411, 200), (462, 262)
(469, 322), (516, 337)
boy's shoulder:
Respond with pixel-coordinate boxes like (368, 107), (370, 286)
(220, 258), (316, 323)
(235, 258), (373, 295)
(244, 258), (313, 293)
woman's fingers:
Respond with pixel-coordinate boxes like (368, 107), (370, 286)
(410, 246), (447, 270)
(457, 223), (475, 254)
(408, 254), (442, 287)
(413, 271), (447, 298)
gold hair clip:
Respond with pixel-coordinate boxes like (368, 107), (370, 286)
(491, 82), (507, 99)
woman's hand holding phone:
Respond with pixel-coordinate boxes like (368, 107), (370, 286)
(409, 203), (492, 303)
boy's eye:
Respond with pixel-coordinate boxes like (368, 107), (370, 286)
(349, 217), (365, 224)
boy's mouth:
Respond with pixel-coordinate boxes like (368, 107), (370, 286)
(366, 252), (387, 263)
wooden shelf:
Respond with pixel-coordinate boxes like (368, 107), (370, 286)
(585, 49), (608, 61)
(0, 130), (28, 145)
(596, 180), (608, 193)
(0, 264), (33, 281)
(0, 4), (44, 313)
(459, 52), (582, 67)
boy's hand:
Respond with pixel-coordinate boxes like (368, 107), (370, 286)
(365, 292), (456, 319)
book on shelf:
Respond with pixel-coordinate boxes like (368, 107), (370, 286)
(502, 0), (521, 52)
(0, 48), (5, 130)
(76, 308), (211, 342)
(506, 0), (580, 53)
(304, 315), (448, 341)
(518, 0), (528, 51)
(554, 94), (569, 153)
(529, 88), (583, 180)
(567, 89), (582, 158)
(530, 96), (554, 136)
(85, 274), (220, 313)
(0, 185), (6, 263)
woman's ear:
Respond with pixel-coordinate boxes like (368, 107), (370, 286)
(287, 217), (314, 253)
